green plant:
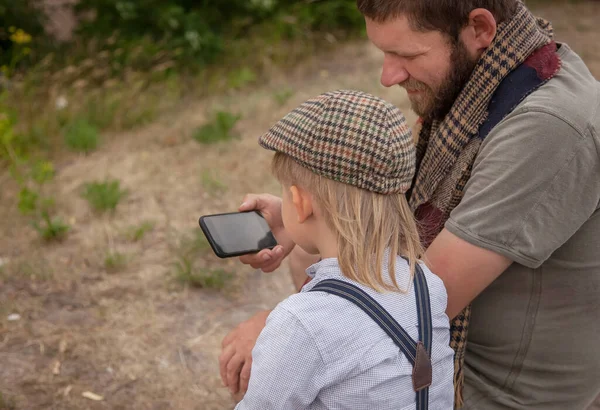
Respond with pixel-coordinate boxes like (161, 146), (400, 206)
(228, 67), (256, 89)
(7, 156), (67, 242)
(178, 229), (211, 254)
(193, 111), (241, 144)
(30, 160), (55, 184)
(174, 260), (232, 290)
(273, 87), (294, 105)
(16, 160), (55, 214)
(201, 170), (227, 196)
(0, 0), (45, 70)
(82, 179), (127, 212)
(169, 229), (232, 289)
(126, 220), (155, 241)
(32, 211), (70, 242)
(0, 390), (16, 410)
(104, 251), (128, 273)
(0, 97), (19, 162)
(17, 187), (39, 214)
(64, 118), (100, 153)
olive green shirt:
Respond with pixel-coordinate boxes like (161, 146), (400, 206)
(446, 44), (600, 409)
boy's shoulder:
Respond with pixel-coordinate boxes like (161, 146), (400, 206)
(271, 291), (355, 364)
(274, 262), (450, 351)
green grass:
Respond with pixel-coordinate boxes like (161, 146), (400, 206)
(273, 87), (294, 105)
(64, 118), (100, 153)
(201, 170), (227, 196)
(32, 211), (70, 242)
(180, 230), (211, 254)
(169, 230), (232, 290)
(228, 67), (257, 89)
(104, 252), (128, 273)
(0, 391), (16, 410)
(174, 260), (233, 290)
(192, 111), (241, 145)
(17, 187), (39, 215)
(125, 220), (155, 242)
(31, 160), (55, 184)
(82, 179), (127, 212)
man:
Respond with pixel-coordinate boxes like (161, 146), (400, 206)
(219, 1), (600, 408)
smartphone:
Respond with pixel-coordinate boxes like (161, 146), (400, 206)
(199, 211), (278, 258)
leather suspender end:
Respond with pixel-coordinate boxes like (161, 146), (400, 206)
(413, 341), (433, 392)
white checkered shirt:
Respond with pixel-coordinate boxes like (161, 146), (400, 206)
(235, 256), (455, 409)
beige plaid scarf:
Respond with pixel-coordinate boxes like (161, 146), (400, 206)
(408, 2), (558, 407)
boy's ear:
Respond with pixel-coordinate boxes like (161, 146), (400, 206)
(290, 185), (313, 223)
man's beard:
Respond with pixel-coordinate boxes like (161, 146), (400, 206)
(403, 40), (478, 121)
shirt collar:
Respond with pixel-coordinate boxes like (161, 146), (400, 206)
(303, 258), (345, 291)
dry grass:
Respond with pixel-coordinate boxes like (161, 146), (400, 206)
(0, 2), (599, 409)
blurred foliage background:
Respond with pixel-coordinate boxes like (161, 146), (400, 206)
(0, 0), (364, 241)
(0, 0), (364, 161)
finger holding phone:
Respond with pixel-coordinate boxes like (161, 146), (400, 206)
(237, 193), (295, 272)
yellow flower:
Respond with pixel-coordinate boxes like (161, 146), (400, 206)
(10, 29), (32, 45)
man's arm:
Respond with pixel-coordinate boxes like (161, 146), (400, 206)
(424, 228), (512, 319)
(426, 108), (599, 319)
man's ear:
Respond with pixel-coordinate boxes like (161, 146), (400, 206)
(460, 8), (497, 57)
(290, 185), (313, 223)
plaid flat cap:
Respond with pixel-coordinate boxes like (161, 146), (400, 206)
(259, 90), (415, 194)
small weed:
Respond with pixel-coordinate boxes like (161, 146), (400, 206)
(31, 160), (55, 184)
(82, 179), (127, 212)
(16, 160), (56, 215)
(126, 220), (155, 242)
(169, 230), (231, 290)
(0, 391), (16, 410)
(17, 187), (39, 215)
(177, 230), (211, 256)
(174, 259), (232, 290)
(273, 87), (294, 105)
(32, 211), (70, 242)
(104, 252), (128, 273)
(192, 111), (241, 145)
(64, 118), (100, 153)
(201, 170), (227, 196)
(228, 67), (257, 89)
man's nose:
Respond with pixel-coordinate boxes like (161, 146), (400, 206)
(381, 55), (409, 87)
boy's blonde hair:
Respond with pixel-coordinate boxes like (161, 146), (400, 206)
(272, 152), (423, 293)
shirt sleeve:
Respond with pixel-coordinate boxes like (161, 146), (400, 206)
(235, 305), (327, 410)
(446, 108), (600, 268)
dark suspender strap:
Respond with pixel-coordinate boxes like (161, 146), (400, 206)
(309, 265), (433, 410)
(414, 262), (433, 408)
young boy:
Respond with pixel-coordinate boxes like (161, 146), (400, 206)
(235, 90), (454, 409)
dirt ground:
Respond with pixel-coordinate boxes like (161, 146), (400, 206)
(1, 2), (600, 409)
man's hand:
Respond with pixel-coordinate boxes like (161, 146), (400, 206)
(219, 310), (271, 397)
(238, 193), (295, 272)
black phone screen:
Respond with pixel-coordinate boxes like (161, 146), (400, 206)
(200, 211), (277, 257)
